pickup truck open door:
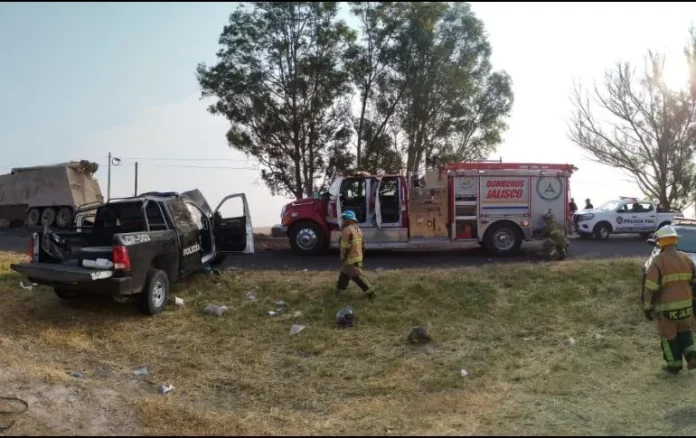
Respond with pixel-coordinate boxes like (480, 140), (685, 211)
(212, 193), (255, 254)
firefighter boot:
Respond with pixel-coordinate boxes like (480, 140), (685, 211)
(352, 275), (376, 300)
(336, 272), (350, 299)
(686, 351), (696, 370)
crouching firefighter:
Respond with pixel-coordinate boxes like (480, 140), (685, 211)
(336, 210), (376, 300)
(539, 211), (569, 261)
(643, 225), (696, 374)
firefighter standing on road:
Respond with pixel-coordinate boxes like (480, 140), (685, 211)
(336, 210), (376, 300)
(643, 225), (696, 374)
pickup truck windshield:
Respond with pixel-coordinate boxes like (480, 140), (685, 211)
(597, 200), (621, 211)
(677, 228), (696, 253)
(94, 202), (146, 233)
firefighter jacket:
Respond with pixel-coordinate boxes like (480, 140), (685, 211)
(644, 248), (696, 338)
(339, 223), (365, 266)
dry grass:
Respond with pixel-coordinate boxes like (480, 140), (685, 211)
(1, 251), (696, 435)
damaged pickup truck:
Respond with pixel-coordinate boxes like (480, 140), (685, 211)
(11, 189), (253, 315)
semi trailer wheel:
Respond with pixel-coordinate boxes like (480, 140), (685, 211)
(55, 207), (73, 229)
(26, 208), (40, 227)
(40, 208), (56, 227)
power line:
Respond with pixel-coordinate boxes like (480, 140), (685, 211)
(116, 156), (252, 163)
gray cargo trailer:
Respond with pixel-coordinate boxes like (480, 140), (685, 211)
(0, 160), (103, 229)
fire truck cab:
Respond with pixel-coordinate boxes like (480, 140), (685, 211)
(271, 162), (576, 256)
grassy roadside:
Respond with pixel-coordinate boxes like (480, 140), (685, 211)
(1, 251), (696, 435)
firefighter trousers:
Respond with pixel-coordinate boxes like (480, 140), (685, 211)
(336, 262), (375, 295)
(661, 330), (696, 372)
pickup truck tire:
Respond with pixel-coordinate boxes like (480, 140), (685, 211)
(210, 253), (226, 266)
(593, 222), (612, 241)
(136, 269), (169, 316)
(289, 221), (327, 255)
(54, 288), (80, 300)
(484, 221), (522, 255)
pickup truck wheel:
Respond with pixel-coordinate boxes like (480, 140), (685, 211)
(484, 222), (522, 255)
(210, 253), (226, 266)
(135, 269), (169, 316)
(593, 222), (612, 241)
(54, 288), (80, 300)
(289, 221), (327, 255)
(41, 208), (56, 227)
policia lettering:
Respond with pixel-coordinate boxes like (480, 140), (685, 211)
(643, 225), (696, 374)
(336, 211), (376, 300)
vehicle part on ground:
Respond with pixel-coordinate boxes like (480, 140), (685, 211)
(136, 269), (169, 315)
(337, 305), (355, 328)
(0, 396), (28, 431)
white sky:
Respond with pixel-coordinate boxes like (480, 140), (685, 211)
(57, 2), (696, 225)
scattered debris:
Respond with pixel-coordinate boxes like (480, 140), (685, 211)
(302, 269), (308, 272)
(289, 324), (306, 336)
(113, 295), (128, 304)
(224, 266), (241, 272)
(292, 310), (302, 318)
(19, 281), (38, 290)
(407, 326), (432, 344)
(174, 297), (185, 306)
(133, 367), (148, 376)
(203, 304), (228, 317)
(336, 306), (355, 328)
(375, 267), (386, 272)
(268, 310), (277, 316)
(158, 384), (174, 394)
(68, 371), (84, 379)
(246, 291), (257, 301)
(460, 369), (469, 378)
(568, 337), (577, 346)
(594, 333), (605, 340)
(275, 300), (288, 308)
(523, 336), (536, 341)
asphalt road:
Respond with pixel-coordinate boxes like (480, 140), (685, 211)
(0, 228), (651, 271)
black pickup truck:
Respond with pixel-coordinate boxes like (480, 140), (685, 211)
(11, 189), (254, 315)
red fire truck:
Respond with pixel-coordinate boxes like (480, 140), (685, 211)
(271, 162), (577, 256)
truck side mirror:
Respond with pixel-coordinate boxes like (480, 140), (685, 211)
(647, 238), (656, 247)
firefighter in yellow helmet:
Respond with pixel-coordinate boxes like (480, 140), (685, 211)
(336, 210), (376, 300)
(643, 224), (696, 374)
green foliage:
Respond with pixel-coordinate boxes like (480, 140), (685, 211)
(199, 2), (513, 196)
(568, 27), (696, 211)
(197, 2), (356, 198)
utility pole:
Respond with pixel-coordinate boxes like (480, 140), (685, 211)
(107, 152), (112, 201)
(107, 152), (121, 201)
(134, 162), (139, 196)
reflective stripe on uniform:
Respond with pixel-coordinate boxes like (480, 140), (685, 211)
(340, 242), (351, 249)
(653, 299), (694, 312)
(645, 279), (660, 291)
(345, 256), (363, 265)
(662, 273), (693, 284)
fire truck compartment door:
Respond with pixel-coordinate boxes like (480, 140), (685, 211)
(530, 175), (566, 230)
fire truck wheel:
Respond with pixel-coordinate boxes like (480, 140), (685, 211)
(26, 208), (41, 227)
(40, 208), (56, 227)
(484, 222), (522, 255)
(290, 221), (327, 255)
(593, 222), (612, 241)
(55, 207), (73, 229)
